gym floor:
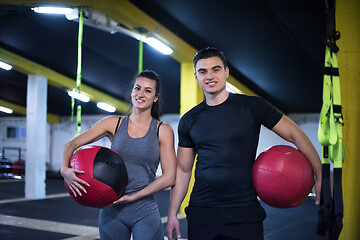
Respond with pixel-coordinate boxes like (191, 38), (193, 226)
(0, 175), (324, 240)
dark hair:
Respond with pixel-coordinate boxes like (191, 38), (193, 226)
(127, 70), (162, 120)
(193, 47), (228, 69)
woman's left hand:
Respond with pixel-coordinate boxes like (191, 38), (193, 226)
(113, 194), (137, 205)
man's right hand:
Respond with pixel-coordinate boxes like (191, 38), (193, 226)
(166, 215), (181, 240)
(166, 146), (195, 239)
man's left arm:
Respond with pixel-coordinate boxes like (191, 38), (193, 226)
(271, 115), (322, 205)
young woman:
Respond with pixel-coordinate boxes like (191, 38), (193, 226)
(61, 70), (176, 239)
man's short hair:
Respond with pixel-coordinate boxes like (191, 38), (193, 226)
(193, 47), (228, 69)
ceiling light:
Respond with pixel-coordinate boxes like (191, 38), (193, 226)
(226, 82), (242, 94)
(65, 8), (79, 20)
(0, 61), (12, 71)
(68, 90), (90, 103)
(144, 37), (173, 55)
(0, 106), (13, 114)
(32, 7), (74, 14)
(97, 102), (116, 113)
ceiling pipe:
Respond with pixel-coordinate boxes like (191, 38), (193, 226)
(66, 8), (142, 41)
(66, 8), (172, 55)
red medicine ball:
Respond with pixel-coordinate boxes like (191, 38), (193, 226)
(65, 145), (128, 208)
(253, 145), (314, 208)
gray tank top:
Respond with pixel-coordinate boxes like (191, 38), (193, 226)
(111, 115), (160, 195)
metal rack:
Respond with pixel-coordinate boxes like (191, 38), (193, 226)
(0, 147), (24, 179)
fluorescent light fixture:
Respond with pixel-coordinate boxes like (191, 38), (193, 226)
(226, 82), (242, 94)
(68, 90), (90, 103)
(0, 61), (12, 71)
(0, 106), (13, 114)
(97, 102), (116, 113)
(32, 7), (73, 14)
(144, 37), (173, 55)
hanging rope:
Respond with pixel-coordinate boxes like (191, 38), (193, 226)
(75, 9), (83, 137)
(70, 9), (84, 137)
(138, 35), (143, 73)
(76, 9), (83, 94)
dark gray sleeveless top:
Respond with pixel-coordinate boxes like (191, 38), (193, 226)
(111, 115), (160, 195)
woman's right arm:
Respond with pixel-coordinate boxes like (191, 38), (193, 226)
(61, 116), (120, 197)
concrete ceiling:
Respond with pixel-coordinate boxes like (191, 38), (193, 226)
(0, 0), (326, 122)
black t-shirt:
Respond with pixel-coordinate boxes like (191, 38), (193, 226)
(178, 93), (283, 208)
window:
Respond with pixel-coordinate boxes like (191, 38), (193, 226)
(21, 127), (26, 138)
(6, 126), (26, 139)
(7, 127), (19, 139)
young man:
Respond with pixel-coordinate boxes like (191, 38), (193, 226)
(166, 47), (322, 240)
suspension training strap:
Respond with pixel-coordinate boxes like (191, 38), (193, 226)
(317, 1), (344, 238)
(317, 44), (335, 236)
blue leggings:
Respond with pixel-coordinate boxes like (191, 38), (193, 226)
(99, 196), (164, 240)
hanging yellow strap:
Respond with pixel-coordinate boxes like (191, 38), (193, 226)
(329, 48), (344, 168)
(318, 46), (337, 146)
(75, 10), (84, 137)
(138, 35), (143, 73)
(318, 42), (344, 168)
(76, 10), (83, 93)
